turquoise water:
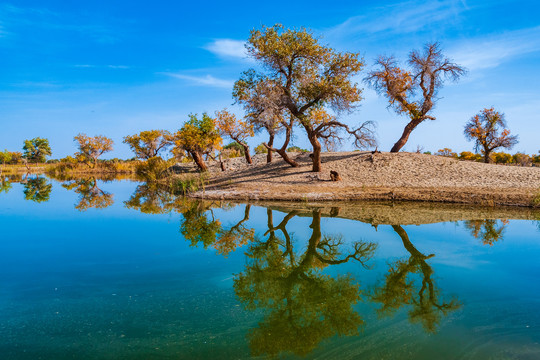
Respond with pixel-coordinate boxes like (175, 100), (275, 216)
(1, 176), (540, 359)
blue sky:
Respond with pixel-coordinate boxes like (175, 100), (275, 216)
(0, 0), (539, 158)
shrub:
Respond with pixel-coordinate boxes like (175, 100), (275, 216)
(169, 174), (207, 195)
(492, 152), (512, 164)
(223, 142), (245, 156)
(8, 152), (23, 165)
(435, 148), (457, 158)
(532, 153), (540, 166)
(254, 143), (267, 155)
(459, 151), (482, 162)
(135, 157), (175, 181)
(287, 146), (309, 153)
(221, 148), (242, 159)
(513, 152), (531, 166)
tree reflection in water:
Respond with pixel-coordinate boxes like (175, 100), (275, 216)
(180, 200), (254, 256)
(179, 203), (466, 355)
(234, 208), (377, 357)
(23, 176), (52, 203)
(464, 219), (508, 245)
(62, 177), (113, 211)
(370, 225), (461, 333)
(0, 176), (12, 194)
(124, 182), (174, 214)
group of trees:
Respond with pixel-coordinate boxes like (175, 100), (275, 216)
(431, 147), (540, 166)
(1, 137), (51, 167)
(0, 25), (528, 174)
(167, 25), (521, 170)
(0, 134), (115, 169)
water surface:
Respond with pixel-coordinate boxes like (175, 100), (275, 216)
(1, 175), (540, 359)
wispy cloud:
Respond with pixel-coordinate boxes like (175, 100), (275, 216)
(160, 72), (234, 88)
(449, 26), (540, 71)
(0, 3), (120, 44)
(11, 81), (62, 88)
(204, 39), (249, 59)
(74, 64), (131, 69)
(326, 0), (467, 40)
(106, 65), (130, 69)
(0, 20), (6, 36)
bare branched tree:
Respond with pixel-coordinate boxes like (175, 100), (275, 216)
(366, 43), (466, 152)
(234, 72), (299, 166)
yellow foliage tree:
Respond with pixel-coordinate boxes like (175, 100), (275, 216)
(123, 130), (172, 160)
(173, 113), (222, 171)
(464, 108), (518, 163)
(435, 148), (457, 158)
(234, 24), (376, 172)
(215, 109), (254, 164)
(73, 134), (114, 168)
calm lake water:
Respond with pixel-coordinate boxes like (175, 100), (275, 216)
(1, 175), (540, 359)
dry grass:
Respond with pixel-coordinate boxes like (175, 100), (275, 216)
(0, 164), (50, 175)
(46, 161), (138, 178)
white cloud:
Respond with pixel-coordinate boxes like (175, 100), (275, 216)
(326, 0), (466, 39)
(449, 26), (540, 71)
(160, 72), (233, 89)
(204, 39), (248, 59)
(107, 65), (130, 69)
(73, 64), (130, 69)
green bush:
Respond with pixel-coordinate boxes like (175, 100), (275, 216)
(254, 143), (267, 154)
(223, 142), (245, 156)
(169, 174), (207, 195)
(287, 146), (309, 153)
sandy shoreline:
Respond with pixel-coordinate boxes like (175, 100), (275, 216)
(173, 151), (540, 207)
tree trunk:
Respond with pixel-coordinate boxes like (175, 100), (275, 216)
(219, 153), (226, 171)
(190, 151), (207, 171)
(298, 209), (322, 269)
(483, 146), (491, 163)
(264, 125), (299, 167)
(279, 124), (298, 167)
(267, 134), (274, 163)
(242, 144), (252, 164)
(390, 119), (422, 153)
(307, 131), (322, 172)
(276, 149), (299, 167)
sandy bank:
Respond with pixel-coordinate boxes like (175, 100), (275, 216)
(174, 151), (540, 207)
